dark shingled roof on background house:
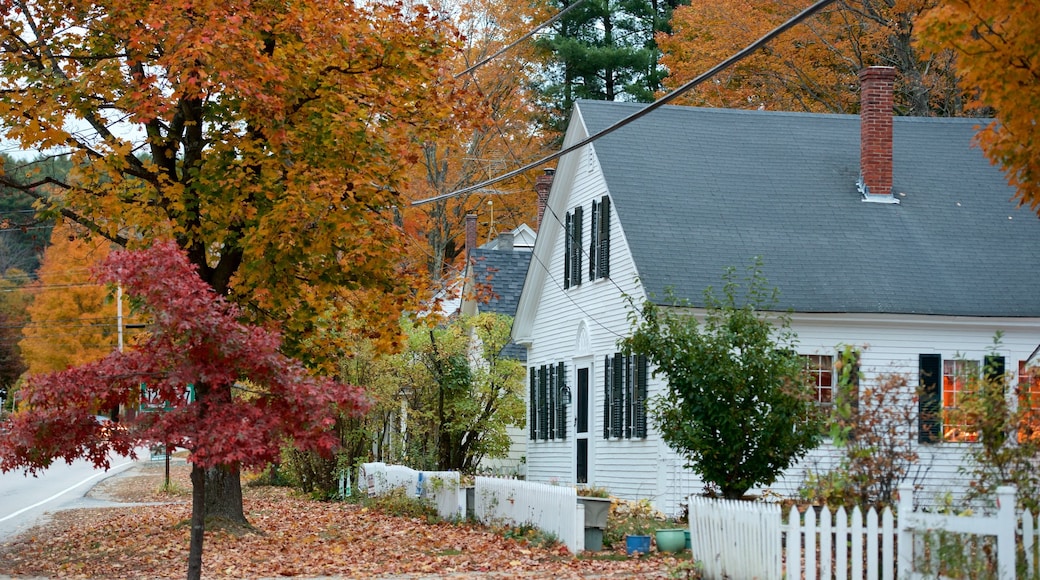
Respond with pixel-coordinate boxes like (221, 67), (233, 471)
(575, 100), (1040, 317)
(469, 247), (532, 361)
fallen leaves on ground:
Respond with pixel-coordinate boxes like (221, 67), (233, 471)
(0, 463), (687, 578)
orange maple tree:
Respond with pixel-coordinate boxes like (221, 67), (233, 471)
(0, 0), (462, 525)
(916, 1), (1040, 213)
(658, 0), (965, 115)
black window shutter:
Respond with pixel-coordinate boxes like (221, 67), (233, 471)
(529, 369), (537, 440)
(599, 196), (611, 279)
(573, 205), (584, 287)
(624, 355), (633, 439)
(612, 352), (624, 438)
(603, 355), (612, 439)
(548, 363), (556, 440)
(589, 200), (599, 279)
(556, 362), (568, 439)
(563, 212), (572, 290)
(919, 354), (941, 443)
(635, 355), (648, 438)
(538, 365), (549, 439)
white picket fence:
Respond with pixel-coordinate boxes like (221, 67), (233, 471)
(689, 482), (1040, 580)
(688, 493), (781, 579)
(358, 464), (585, 554)
(473, 476), (584, 554)
(359, 462), (461, 520)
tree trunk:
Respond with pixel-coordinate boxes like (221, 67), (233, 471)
(187, 462), (206, 580)
(204, 464), (246, 524)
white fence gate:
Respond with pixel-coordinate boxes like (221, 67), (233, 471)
(690, 482), (1040, 580)
(473, 476), (584, 554)
(688, 493), (782, 579)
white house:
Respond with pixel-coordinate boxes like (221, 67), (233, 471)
(511, 67), (1040, 516)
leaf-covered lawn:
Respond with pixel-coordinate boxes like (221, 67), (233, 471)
(0, 464), (688, 578)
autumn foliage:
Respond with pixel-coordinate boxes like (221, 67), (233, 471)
(19, 223), (116, 376)
(659, 0), (965, 116)
(917, 1), (1040, 214)
(0, 241), (369, 474)
(0, 0), (463, 364)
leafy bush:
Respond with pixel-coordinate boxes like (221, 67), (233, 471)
(625, 261), (823, 499)
(800, 345), (921, 510)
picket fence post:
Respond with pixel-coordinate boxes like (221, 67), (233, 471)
(996, 485), (1015, 580)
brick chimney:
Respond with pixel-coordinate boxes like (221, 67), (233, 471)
(535, 167), (555, 230)
(859, 67), (897, 201)
(465, 213), (477, 259)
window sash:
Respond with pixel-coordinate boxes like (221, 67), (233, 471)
(942, 358), (980, 442)
(802, 354), (834, 407)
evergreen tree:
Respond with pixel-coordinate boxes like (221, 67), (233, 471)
(534, 0), (687, 134)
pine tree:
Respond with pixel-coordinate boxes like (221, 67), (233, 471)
(534, 0), (687, 134)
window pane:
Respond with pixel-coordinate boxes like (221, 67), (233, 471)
(942, 359), (979, 442)
(802, 354), (833, 406)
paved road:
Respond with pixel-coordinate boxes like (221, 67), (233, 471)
(0, 453), (140, 541)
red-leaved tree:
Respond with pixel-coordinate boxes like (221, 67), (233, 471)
(0, 240), (369, 579)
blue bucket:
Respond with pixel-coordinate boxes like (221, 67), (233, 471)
(625, 534), (651, 556)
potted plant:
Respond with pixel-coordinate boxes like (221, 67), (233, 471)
(576, 486), (612, 551)
(625, 533), (652, 556)
(576, 486), (612, 529)
(654, 527), (686, 553)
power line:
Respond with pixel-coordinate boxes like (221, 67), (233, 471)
(454, 0), (588, 79)
(412, 0), (839, 207)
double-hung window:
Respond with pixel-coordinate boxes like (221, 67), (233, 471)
(919, 354), (1004, 443)
(802, 354), (834, 410)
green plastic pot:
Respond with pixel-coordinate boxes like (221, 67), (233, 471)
(655, 528), (686, 553)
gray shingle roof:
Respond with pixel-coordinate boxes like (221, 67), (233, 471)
(576, 100), (1040, 317)
(469, 248), (532, 360)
